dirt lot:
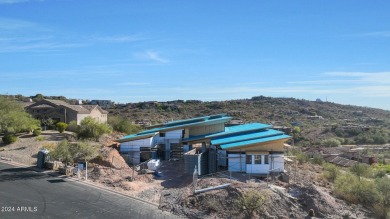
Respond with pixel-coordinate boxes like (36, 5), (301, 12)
(0, 133), (376, 218)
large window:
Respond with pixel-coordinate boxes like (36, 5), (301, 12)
(246, 155), (252, 164)
(159, 132), (165, 137)
(264, 155), (269, 164)
(254, 155), (262, 164)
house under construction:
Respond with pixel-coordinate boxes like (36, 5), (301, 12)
(115, 114), (291, 175)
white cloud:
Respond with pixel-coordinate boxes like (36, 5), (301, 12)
(93, 34), (146, 43)
(0, 0), (29, 4)
(135, 50), (169, 63)
(324, 71), (390, 84)
(343, 31), (390, 38)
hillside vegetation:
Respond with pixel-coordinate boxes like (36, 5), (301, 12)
(108, 96), (390, 146)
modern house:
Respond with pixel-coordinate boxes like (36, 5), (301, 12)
(116, 114), (291, 175)
(25, 99), (108, 125)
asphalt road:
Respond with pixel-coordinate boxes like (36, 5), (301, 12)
(0, 162), (180, 219)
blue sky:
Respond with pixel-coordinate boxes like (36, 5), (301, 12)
(1, 1), (390, 110)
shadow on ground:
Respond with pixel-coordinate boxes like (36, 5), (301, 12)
(0, 166), (49, 182)
(158, 160), (192, 189)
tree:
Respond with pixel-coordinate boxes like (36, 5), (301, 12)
(108, 115), (141, 134)
(42, 118), (54, 130)
(56, 122), (68, 133)
(78, 117), (112, 141)
(292, 126), (301, 141)
(31, 93), (44, 102)
(0, 97), (40, 142)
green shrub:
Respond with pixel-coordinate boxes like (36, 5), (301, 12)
(376, 177), (390, 206)
(311, 154), (324, 165)
(236, 189), (266, 218)
(36, 136), (44, 141)
(350, 163), (370, 181)
(33, 128), (42, 136)
(78, 117), (112, 141)
(334, 172), (380, 205)
(66, 121), (78, 132)
(50, 140), (99, 164)
(2, 135), (17, 144)
(323, 163), (340, 182)
(108, 115), (141, 134)
(296, 153), (309, 164)
(56, 122), (68, 133)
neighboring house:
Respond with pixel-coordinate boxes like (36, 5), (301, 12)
(305, 147), (377, 166)
(116, 114), (291, 175)
(89, 100), (114, 109)
(25, 99), (108, 125)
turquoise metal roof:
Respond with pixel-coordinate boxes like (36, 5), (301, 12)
(211, 129), (283, 145)
(139, 115), (232, 134)
(220, 134), (291, 149)
(155, 113), (227, 127)
(182, 123), (272, 142)
(116, 132), (156, 143)
(224, 123), (271, 133)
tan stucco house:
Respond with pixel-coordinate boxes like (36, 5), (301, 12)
(25, 99), (108, 125)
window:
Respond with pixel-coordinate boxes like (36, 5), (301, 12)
(159, 132), (165, 137)
(264, 155), (269, 164)
(254, 155), (262, 164)
(246, 155), (252, 164)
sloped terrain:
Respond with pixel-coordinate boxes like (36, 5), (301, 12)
(108, 96), (390, 146)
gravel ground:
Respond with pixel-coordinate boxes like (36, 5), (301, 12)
(0, 133), (376, 218)
(0, 131), (70, 165)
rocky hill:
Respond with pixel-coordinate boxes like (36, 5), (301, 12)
(107, 96), (390, 146)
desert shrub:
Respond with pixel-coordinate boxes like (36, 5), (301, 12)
(50, 140), (98, 164)
(334, 173), (360, 203)
(69, 141), (99, 162)
(2, 135), (17, 144)
(296, 153), (309, 164)
(350, 163), (370, 181)
(376, 177), (390, 206)
(67, 121), (78, 132)
(236, 189), (266, 218)
(78, 117), (112, 141)
(334, 172), (380, 205)
(355, 130), (389, 144)
(108, 115), (141, 134)
(56, 122), (68, 133)
(41, 142), (56, 151)
(33, 128), (42, 136)
(50, 140), (72, 164)
(310, 154), (324, 165)
(36, 136), (44, 141)
(323, 163), (340, 182)
(321, 138), (341, 147)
